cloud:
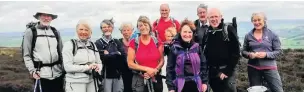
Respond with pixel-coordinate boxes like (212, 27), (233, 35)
(0, 1), (303, 32)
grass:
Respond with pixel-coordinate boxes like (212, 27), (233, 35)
(0, 48), (303, 92)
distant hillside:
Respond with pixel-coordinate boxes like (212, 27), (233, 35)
(0, 19), (304, 48)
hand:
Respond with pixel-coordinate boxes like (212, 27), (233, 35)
(104, 50), (109, 54)
(32, 71), (40, 79)
(256, 52), (267, 58)
(219, 73), (228, 80)
(249, 52), (256, 59)
(169, 90), (175, 92)
(94, 64), (101, 72)
(143, 73), (150, 79)
(202, 84), (207, 92)
(88, 64), (97, 70)
(146, 67), (157, 77)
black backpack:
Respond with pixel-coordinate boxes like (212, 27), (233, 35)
(21, 22), (62, 69)
(202, 17), (241, 58)
(70, 39), (96, 56)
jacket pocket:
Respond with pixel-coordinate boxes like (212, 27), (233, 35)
(66, 72), (89, 79)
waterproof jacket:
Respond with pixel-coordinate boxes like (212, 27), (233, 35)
(166, 41), (208, 92)
(62, 39), (102, 83)
(22, 25), (63, 80)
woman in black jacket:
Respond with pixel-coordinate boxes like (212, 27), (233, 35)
(95, 18), (125, 92)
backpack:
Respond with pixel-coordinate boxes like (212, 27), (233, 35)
(153, 17), (177, 37)
(134, 36), (159, 53)
(202, 17), (241, 60)
(70, 39), (96, 56)
(221, 17), (238, 42)
(21, 22), (62, 69)
(154, 17), (176, 29)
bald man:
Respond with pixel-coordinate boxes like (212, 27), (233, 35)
(202, 8), (240, 92)
(153, 3), (180, 42)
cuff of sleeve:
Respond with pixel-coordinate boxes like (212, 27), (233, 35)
(266, 52), (271, 58)
(84, 65), (91, 71)
(110, 52), (119, 55)
(29, 69), (37, 75)
(202, 79), (208, 84)
(222, 69), (232, 77)
(168, 86), (175, 91)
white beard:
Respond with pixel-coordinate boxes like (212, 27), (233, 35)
(40, 21), (50, 26)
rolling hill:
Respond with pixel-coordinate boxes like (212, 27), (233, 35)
(0, 19), (303, 48)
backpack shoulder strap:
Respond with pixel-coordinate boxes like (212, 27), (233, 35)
(170, 17), (176, 28)
(155, 19), (160, 27)
(89, 41), (96, 54)
(224, 23), (239, 42)
(50, 26), (62, 61)
(222, 23), (230, 41)
(71, 39), (77, 56)
(30, 27), (37, 59)
(134, 36), (140, 53)
(50, 27), (59, 41)
(151, 36), (158, 48)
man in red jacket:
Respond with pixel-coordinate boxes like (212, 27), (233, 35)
(153, 3), (181, 43)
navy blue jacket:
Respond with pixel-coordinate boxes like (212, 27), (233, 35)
(95, 37), (126, 78)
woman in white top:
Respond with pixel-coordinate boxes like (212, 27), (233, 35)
(62, 19), (102, 92)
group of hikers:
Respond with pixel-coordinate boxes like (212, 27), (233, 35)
(21, 3), (284, 92)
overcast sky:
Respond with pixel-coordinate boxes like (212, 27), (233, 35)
(0, 1), (304, 33)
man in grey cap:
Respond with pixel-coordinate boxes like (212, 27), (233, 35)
(22, 7), (64, 92)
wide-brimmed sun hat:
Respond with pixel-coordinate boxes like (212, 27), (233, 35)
(33, 6), (58, 20)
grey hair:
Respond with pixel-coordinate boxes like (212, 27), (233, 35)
(197, 3), (208, 10)
(197, 3), (208, 13)
(119, 22), (134, 31)
(251, 12), (267, 27)
(100, 18), (114, 28)
(251, 12), (267, 21)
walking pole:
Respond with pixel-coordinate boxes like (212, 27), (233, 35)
(34, 62), (42, 92)
(33, 79), (38, 92)
(38, 79), (42, 92)
(33, 79), (42, 92)
(145, 78), (155, 92)
(92, 70), (98, 92)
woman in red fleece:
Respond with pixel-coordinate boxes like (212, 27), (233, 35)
(127, 15), (165, 92)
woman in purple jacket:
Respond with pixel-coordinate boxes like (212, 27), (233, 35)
(166, 19), (208, 92)
(242, 12), (284, 92)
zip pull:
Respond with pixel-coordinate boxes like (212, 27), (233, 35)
(186, 48), (190, 59)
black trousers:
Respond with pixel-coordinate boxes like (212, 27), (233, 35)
(34, 75), (64, 92)
(181, 80), (199, 92)
(208, 68), (237, 92)
(122, 69), (133, 92)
